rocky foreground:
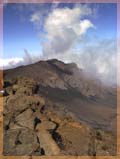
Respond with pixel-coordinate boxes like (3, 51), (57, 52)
(3, 59), (117, 156)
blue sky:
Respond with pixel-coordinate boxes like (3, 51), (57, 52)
(3, 3), (117, 58)
(2, 3), (117, 85)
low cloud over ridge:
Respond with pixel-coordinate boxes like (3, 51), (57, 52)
(2, 4), (117, 86)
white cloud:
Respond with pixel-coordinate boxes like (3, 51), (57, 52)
(0, 50), (42, 70)
(51, 38), (116, 85)
(2, 4), (117, 86)
(30, 12), (40, 22)
(29, 3), (60, 30)
(0, 57), (23, 69)
(42, 6), (94, 56)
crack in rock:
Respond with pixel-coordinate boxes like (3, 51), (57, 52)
(36, 121), (60, 155)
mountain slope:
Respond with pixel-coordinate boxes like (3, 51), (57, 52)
(4, 59), (117, 129)
(3, 59), (117, 156)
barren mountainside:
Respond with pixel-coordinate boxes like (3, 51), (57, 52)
(3, 59), (117, 156)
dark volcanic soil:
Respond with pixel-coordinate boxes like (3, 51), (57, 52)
(3, 59), (117, 156)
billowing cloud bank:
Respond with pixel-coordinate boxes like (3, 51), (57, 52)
(42, 6), (94, 56)
(2, 4), (117, 86)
